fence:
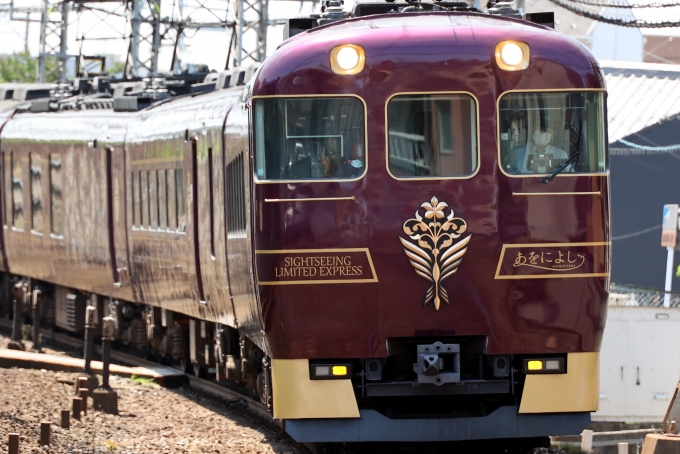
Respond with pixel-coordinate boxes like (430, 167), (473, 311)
(610, 283), (680, 308)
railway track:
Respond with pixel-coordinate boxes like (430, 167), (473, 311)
(0, 318), (312, 454)
(0, 318), (564, 454)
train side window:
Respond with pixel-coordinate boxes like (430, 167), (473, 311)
(176, 168), (186, 233)
(141, 170), (149, 229)
(132, 171), (141, 228)
(167, 169), (177, 231)
(158, 169), (167, 230)
(149, 170), (158, 230)
(498, 91), (606, 175)
(49, 154), (63, 236)
(30, 153), (43, 234)
(253, 97), (366, 181)
(11, 151), (23, 230)
(387, 93), (478, 179)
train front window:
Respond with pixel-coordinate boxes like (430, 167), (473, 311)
(254, 97), (366, 181)
(499, 92), (606, 175)
(387, 94), (478, 178)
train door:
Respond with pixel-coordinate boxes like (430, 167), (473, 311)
(106, 145), (133, 297)
(225, 102), (265, 346)
(0, 150), (6, 265)
(250, 95), (374, 353)
(188, 135), (207, 304)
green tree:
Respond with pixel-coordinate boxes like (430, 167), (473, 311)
(107, 60), (126, 76)
(0, 52), (59, 83)
(0, 52), (36, 83)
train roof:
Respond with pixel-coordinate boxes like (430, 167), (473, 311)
(255, 10), (604, 97)
(282, 11), (563, 47)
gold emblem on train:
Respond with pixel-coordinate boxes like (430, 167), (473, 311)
(400, 197), (471, 311)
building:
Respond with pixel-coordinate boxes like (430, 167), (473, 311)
(604, 61), (680, 290)
(525, 0), (680, 63)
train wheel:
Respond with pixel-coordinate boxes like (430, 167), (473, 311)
(180, 357), (193, 374)
(192, 363), (209, 379)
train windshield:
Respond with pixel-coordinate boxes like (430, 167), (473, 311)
(254, 97), (366, 181)
(387, 94), (478, 178)
(498, 91), (606, 175)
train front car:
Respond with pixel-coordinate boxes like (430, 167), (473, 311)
(251, 6), (609, 449)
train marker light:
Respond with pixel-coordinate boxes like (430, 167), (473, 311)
(545, 360), (561, 371)
(524, 358), (566, 374)
(310, 363), (352, 379)
(315, 366), (331, 376)
(332, 365), (348, 376)
(527, 360), (543, 371)
(495, 41), (530, 71)
(330, 44), (365, 75)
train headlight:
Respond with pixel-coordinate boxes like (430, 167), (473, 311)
(330, 44), (365, 75)
(495, 41), (530, 71)
(310, 363), (352, 379)
(523, 358), (566, 374)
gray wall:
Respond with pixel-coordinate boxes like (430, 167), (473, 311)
(610, 115), (680, 289)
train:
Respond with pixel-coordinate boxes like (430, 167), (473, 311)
(0, 0), (610, 451)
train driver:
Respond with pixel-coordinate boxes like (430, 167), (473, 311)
(514, 126), (569, 174)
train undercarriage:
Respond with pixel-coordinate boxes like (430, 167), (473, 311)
(0, 274), (584, 453)
(0, 275), (272, 409)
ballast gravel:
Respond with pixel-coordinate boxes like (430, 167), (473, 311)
(0, 366), (290, 453)
(0, 333), (588, 454)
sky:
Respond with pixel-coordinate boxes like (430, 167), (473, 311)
(0, 0), (320, 74)
(2, 0), (680, 75)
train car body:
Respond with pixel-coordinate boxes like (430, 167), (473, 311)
(251, 9), (609, 445)
(0, 4), (610, 451)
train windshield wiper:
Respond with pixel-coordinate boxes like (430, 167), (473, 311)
(539, 151), (580, 184)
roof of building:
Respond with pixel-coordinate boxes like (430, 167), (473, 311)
(603, 60), (680, 142)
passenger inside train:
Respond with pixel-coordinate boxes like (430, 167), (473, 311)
(254, 97), (366, 181)
(516, 125), (569, 174)
(498, 91), (607, 176)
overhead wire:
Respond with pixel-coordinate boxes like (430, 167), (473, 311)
(612, 224), (661, 240)
(547, 0), (680, 27)
(565, 0), (680, 7)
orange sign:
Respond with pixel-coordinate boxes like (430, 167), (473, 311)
(662, 230), (677, 248)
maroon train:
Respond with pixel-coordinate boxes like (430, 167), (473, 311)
(0, 1), (610, 451)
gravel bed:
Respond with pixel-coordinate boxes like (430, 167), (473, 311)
(0, 366), (291, 453)
(0, 333), (591, 454)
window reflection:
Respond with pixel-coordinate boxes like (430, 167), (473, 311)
(499, 92), (606, 175)
(254, 97), (366, 181)
(387, 94), (478, 178)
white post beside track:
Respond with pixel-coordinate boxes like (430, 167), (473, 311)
(581, 429), (594, 452)
(664, 247), (674, 308)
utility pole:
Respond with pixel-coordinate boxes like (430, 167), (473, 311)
(4, 0), (276, 83)
(24, 12), (30, 53)
(232, 0), (269, 67)
(58, 1), (70, 81)
(1, 2), (43, 62)
(37, 0), (48, 82)
(37, 0), (70, 82)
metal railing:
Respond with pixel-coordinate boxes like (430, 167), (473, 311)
(610, 283), (680, 308)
